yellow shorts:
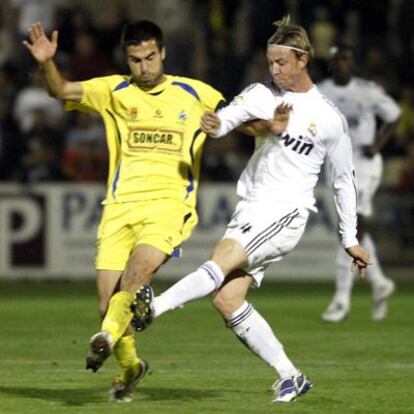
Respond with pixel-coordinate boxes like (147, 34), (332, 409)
(95, 199), (197, 271)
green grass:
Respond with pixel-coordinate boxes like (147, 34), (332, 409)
(0, 281), (413, 414)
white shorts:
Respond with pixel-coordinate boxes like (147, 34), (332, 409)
(354, 153), (383, 217)
(223, 200), (309, 287)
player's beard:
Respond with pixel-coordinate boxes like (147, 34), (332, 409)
(136, 67), (165, 90)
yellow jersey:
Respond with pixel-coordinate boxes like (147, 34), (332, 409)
(66, 74), (224, 208)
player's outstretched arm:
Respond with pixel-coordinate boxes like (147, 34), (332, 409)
(237, 119), (269, 136)
(238, 102), (292, 137)
(345, 244), (371, 279)
(23, 21), (58, 63)
(238, 103), (292, 137)
(23, 21), (82, 101)
(268, 102), (292, 135)
(201, 111), (221, 136)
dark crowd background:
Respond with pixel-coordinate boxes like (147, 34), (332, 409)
(0, 0), (413, 195)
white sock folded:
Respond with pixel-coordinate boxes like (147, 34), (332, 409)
(226, 301), (298, 379)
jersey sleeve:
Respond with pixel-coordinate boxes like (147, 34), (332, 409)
(213, 83), (276, 138)
(370, 83), (401, 123)
(193, 81), (225, 112)
(65, 76), (113, 113)
(325, 118), (359, 248)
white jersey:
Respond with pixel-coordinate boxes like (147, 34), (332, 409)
(318, 77), (400, 217)
(213, 82), (358, 248)
(317, 77), (400, 151)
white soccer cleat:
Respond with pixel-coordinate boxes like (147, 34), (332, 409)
(372, 279), (395, 321)
(272, 372), (313, 403)
(321, 301), (349, 322)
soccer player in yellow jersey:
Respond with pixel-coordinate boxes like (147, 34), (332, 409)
(23, 20), (227, 401)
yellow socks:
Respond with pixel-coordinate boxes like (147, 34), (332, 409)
(113, 335), (141, 385)
(114, 334), (140, 370)
(102, 291), (135, 343)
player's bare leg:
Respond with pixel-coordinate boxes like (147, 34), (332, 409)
(86, 270), (121, 372)
(97, 270), (123, 319)
(212, 271), (312, 403)
(132, 238), (246, 328)
(87, 245), (166, 372)
(86, 270), (149, 401)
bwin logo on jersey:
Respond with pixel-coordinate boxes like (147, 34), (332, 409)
(281, 134), (314, 155)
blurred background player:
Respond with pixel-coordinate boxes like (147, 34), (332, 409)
(318, 44), (401, 322)
(133, 16), (370, 404)
(23, 20), (225, 402)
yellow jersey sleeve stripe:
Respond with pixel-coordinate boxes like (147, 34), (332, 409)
(105, 109), (122, 144)
(171, 81), (200, 101)
(111, 161), (121, 199)
(185, 170), (194, 199)
(105, 109), (123, 198)
(186, 128), (204, 199)
(189, 129), (203, 163)
(113, 80), (131, 92)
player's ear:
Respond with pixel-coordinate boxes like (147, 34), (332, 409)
(161, 47), (166, 61)
(297, 54), (308, 70)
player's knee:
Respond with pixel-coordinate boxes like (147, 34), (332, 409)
(122, 264), (155, 290)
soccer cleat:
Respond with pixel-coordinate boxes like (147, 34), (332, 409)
(86, 331), (114, 372)
(321, 301), (349, 323)
(272, 372), (313, 403)
(109, 359), (150, 402)
(372, 279), (395, 321)
(131, 285), (154, 332)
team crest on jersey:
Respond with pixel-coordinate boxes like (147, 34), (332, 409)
(232, 95), (244, 105)
(307, 122), (317, 137)
(129, 107), (138, 120)
(178, 110), (187, 123)
(154, 109), (163, 118)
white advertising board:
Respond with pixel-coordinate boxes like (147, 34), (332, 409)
(0, 184), (338, 281)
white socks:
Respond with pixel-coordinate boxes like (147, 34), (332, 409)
(152, 260), (225, 318)
(333, 246), (354, 308)
(333, 233), (388, 306)
(361, 233), (388, 288)
(226, 301), (298, 379)
(152, 264), (298, 379)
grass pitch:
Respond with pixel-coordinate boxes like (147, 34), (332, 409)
(0, 280), (413, 414)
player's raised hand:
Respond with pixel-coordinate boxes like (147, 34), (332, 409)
(23, 22), (58, 63)
(201, 111), (221, 135)
(345, 244), (371, 279)
(268, 102), (292, 135)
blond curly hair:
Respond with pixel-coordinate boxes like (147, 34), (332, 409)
(267, 15), (314, 59)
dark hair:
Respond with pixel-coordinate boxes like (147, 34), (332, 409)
(330, 43), (354, 58)
(121, 20), (164, 50)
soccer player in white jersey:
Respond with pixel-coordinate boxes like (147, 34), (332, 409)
(132, 16), (370, 403)
(318, 45), (400, 322)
